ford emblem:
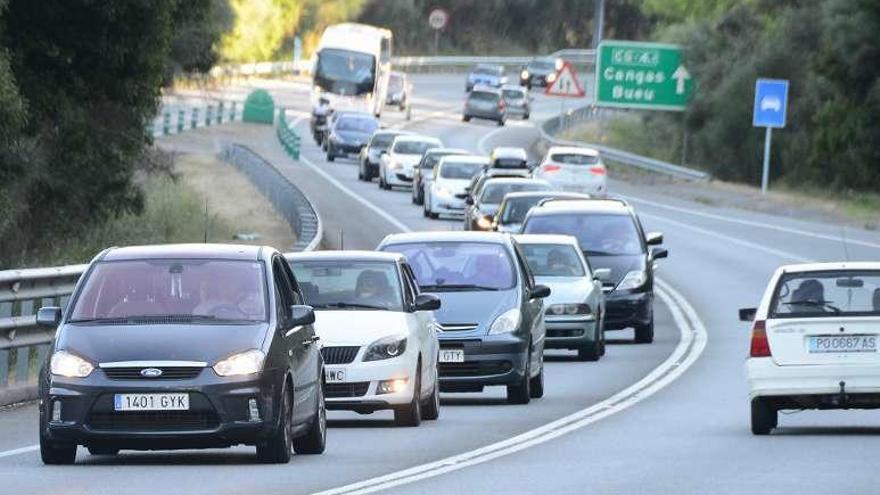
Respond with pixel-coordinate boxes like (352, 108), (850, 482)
(140, 368), (163, 378)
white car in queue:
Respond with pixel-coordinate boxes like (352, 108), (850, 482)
(378, 135), (443, 190)
(424, 155), (490, 219)
(286, 251), (442, 426)
(533, 146), (607, 196)
(741, 262), (880, 435)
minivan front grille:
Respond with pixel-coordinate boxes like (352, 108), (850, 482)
(325, 382), (370, 398)
(438, 323), (479, 332)
(322, 346), (360, 365)
(87, 411), (220, 431)
(103, 367), (203, 380)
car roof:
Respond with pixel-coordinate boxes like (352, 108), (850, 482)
(373, 129), (412, 137)
(546, 146), (600, 156)
(531, 199), (631, 215)
(500, 84), (526, 92)
(286, 250), (403, 263)
(482, 177), (549, 187)
(438, 155), (490, 166)
(425, 148), (469, 156)
(777, 262), (880, 274)
(502, 191), (591, 202)
(102, 243), (265, 262)
(512, 234), (581, 247)
(381, 231), (512, 246)
(393, 134), (443, 144)
(470, 85), (502, 94)
(491, 147), (528, 160)
(482, 168), (530, 178)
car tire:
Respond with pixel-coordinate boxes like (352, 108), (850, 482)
(523, 113), (530, 120)
(429, 211), (439, 220)
(40, 436), (76, 465)
(498, 118), (506, 127)
(463, 115), (471, 122)
(292, 382), (327, 455)
(529, 365), (544, 399)
(256, 384), (293, 463)
(364, 163), (374, 181)
(507, 350), (532, 405)
(358, 162), (366, 181)
(750, 398), (777, 435)
(380, 175), (391, 190)
(87, 446), (119, 456)
(326, 146), (335, 162)
(577, 341), (602, 362)
(394, 363), (422, 427)
(421, 364), (440, 421)
(634, 320), (654, 344)
(415, 187), (424, 205)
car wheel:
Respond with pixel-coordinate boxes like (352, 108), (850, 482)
(256, 384), (293, 463)
(87, 446), (119, 456)
(463, 115), (471, 122)
(380, 176), (391, 190)
(292, 381), (327, 454)
(577, 340), (602, 362)
(529, 364), (544, 399)
(523, 113), (530, 120)
(358, 162), (366, 181)
(423, 202), (430, 218)
(497, 118), (505, 127)
(326, 146), (335, 162)
(751, 398), (777, 435)
(364, 163), (374, 181)
(394, 362), (422, 427)
(416, 187), (424, 205)
(411, 187), (418, 204)
(40, 435), (76, 465)
(421, 364), (440, 421)
(429, 211), (439, 220)
(634, 320), (654, 344)
(506, 349), (532, 405)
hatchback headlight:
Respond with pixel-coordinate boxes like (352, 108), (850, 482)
(434, 185), (452, 197)
(616, 270), (648, 291)
(489, 308), (521, 335)
(547, 303), (592, 316)
(476, 214), (494, 229)
(364, 335), (408, 362)
(213, 349), (265, 377)
(521, 70), (529, 79)
(50, 351), (94, 378)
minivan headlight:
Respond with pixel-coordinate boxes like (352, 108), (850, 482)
(213, 350), (265, 377)
(364, 335), (408, 362)
(616, 270), (647, 291)
(50, 351), (94, 378)
(489, 308), (521, 335)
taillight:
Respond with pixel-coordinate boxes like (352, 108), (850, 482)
(542, 164), (561, 173)
(749, 320), (771, 357)
(589, 166), (607, 176)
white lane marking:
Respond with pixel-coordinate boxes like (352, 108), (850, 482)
(624, 194), (880, 250)
(311, 279), (707, 495)
(0, 444), (38, 458)
(291, 116), (412, 234)
(640, 212), (813, 263)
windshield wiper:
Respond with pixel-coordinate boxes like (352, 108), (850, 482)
(312, 302), (388, 310)
(782, 300), (841, 315)
(584, 250), (619, 256)
(420, 284), (502, 292)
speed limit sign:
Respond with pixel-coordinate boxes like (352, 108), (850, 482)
(428, 8), (449, 30)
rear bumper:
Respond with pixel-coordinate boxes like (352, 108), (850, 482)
(438, 335), (528, 391)
(465, 109), (504, 121)
(544, 317), (598, 349)
(747, 358), (880, 401)
(603, 291), (652, 330)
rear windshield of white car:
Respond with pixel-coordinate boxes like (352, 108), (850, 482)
(770, 270), (880, 318)
(422, 152), (459, 169)
(469, 91), (499, 103)
(521, 244), (586, 277)
(394, 140), (437, 155)
(523, 213), (644, 256)
(550, 153), (599, 165)
(384, 242), (516, 291)
(440, 161), (483, 179)
(480, 182), (550, 204)
(291, 261), (403, 312)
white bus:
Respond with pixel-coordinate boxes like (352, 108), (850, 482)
(312, 23), (392, 117)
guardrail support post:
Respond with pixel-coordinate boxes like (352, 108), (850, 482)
(162, 112), (171, 135)
(205, 105), (214, 127)
(177, 108), (185, 133)
(217, 102), (224, 124)
(191, 108), (199, 130)
(231, 101), (237, 121)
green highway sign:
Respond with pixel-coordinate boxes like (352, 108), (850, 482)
(595, 40), (693, 111)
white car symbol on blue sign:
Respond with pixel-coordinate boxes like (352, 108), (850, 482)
(753, 79), (789, 128)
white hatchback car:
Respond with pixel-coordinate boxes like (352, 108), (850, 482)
(379, 135), (443, 190)
(741, 262), (880, 434)
(287, 251), (441, 426)
(424, 155), (489, 219)
(533, 146), (607, 195)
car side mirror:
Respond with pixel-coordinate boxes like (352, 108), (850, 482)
(739, 307), (757, 322)
(414, 294), (441, 311)
(465, 196), (474, 205)
(36, 306), (62, 327)
(379, 150), (388, 155)
(290, 305), (315, 327)
(650, 247), (668, 260)
(646, 232), (664, 245)
(592, 268), (611, 282)
(529, 285), (551, 299)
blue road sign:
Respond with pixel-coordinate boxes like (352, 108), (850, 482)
(753, 79), (789, 128)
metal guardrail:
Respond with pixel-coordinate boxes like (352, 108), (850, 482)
(150, 98), (243, 138)
(540, 106), (711, 182)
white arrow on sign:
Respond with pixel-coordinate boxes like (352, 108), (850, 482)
(672, 65), (690, 95)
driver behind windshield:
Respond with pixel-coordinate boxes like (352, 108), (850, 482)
(355, 270), (396, 309)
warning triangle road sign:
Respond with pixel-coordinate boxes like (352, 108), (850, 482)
(545, 61), (585, 98)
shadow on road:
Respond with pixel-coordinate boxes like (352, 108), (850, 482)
(773, 426), (880, 436)
(78, 451), (259, 465)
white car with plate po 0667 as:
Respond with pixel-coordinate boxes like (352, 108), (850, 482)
(740, 262), (880, 435)
(287, 251), (442, 426)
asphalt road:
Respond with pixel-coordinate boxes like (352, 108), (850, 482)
(2, 73), (879, 494)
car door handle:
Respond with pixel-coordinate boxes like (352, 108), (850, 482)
(302, 336), (320, 346)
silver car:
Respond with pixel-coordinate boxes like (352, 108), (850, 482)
(501, 85), (531, 120)
(463, 86), (506, 126)
(515, 234), (609, 361)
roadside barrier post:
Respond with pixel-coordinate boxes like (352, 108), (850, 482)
(206, 105), (214, 127)
(191, 107), (199, 130)
(217, 102), (224, 124)
(162, 111), (171, 135)
(231, 101), (237, 121)
(177, 108), (185, 133)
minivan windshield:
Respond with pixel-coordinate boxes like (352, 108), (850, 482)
(69, 260), (267, 323)
(337, 116), (378, 133)
(521, 244), (586, 277)
(770, 271), (880, 318)
(384, 242), (516, 291)
(501, 196), (548, 224)
(291, 261), (403, 311)
(480, 182), (550, 204)
(523, 213), (644, 256)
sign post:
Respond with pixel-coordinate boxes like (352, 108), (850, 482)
(292, 36), (302, 75)
(595, 41), (692, 111)
(752, 79), (789, 194)
(428, 8), (449, 54)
